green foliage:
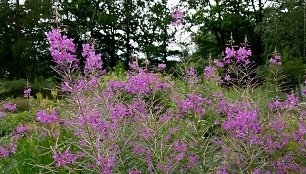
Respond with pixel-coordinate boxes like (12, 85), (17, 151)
(186, 0), (264, 64)
(282, 58), (305, 88)
(260, 0), (305, 58)
(0, 78), (56, 99)
(0, 0), (53, 80)
(10, 98), (31, 112)
(0, 111), (34, 137)
(0, 128), (82, 174)
(0, 79), (26, 99)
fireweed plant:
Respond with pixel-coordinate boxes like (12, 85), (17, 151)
(0, 10), (305, 174)
(0, 102), (18, 160)
(41, 28), (306, 173)
(211, 46), (306, 173)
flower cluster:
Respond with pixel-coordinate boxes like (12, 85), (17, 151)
(36, 108), (59, 125)
(107, 69), (171, 94)
(269, 54), (282, 65)
(0, 146), (9, 158)
(0, 143), (18, 158)
(214, 47), (252, 68)
(157, 63), (166, 70)
(222, 109), (262, 139)
(3, 103), (17, 112)
(82, 43), (103, 73)
(46, 29), (78, 65)
(53, 149), (81, 167)
(176, 94), (207, 116)
(268, 94), (299, 110)
(16, 125), (28, 133)
(36, 28), (306, 174)
(204, 65), (217, 79)
(23, 87), (31, 98)
(171, 10), (184, 26)
(97, 154), (116, 173)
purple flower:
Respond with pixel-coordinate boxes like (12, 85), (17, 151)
(269, 54), (282, 65)
(284, 94), (298, 108)
(275, 55), (281, 60)
(0, 111), (6, 118)
(214, 119), (219, 125)
(224, 74), (231, 81)
(216, 166), (228, 174)
(204, 65), (216, 79)
(53, 149), (79, 167)
(187, 154), (198, 167)
(61, 81), (72, 92)
(3, 103), (16, 112)
(87, 163), (95, 169)
(97, 154), (116, 173)
(221, 109), (262, 138)
(46, 29), (78, 65)
(235, 47), (252, 64)
(128, 61), (139, 70)
(158, 63), (166, 70)
(16, 125), (28, 133)
(171, 10), (184, 26)
(128, 169), (142, 174)
(82, 43), (103, 73)
(171, 10), (184, 20)
(213, 59), (224, 67)
(24, 87), (31, 98)
(225, 47), (236, 59)
(252, 169), (262, 174)
(0, 146), (9, 158)
(269, 58), (277, 64)
(10, 144), (17, 154)
(36, 108), (58, 125)
(175, 153), (185, 161)
(173, 140), (187, 153)
(139, 127), (155, 139)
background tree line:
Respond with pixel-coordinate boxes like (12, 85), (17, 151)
(0, 0), (305, 82)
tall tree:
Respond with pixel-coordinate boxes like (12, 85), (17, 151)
(0, 0), (53, 80)
(259, 0), (304, 59)
(118, 0), (140, 67)
(185, 0), (266, 64)
(137, 0), (176, 64)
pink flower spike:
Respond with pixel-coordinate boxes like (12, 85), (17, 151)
(224, 74), (231, 81)
(158, 63), (166, 70)
(225, 47), (236, 59)
(171, 10), (184, 26)
(3, 103), (17, 112)
(36, 108), (59, 125)
(269, 58), (277, 65)
(213, 59), (224, 68)
(23, 88), (31, 98)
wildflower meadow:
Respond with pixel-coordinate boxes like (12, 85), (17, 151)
(0, 1), (305, 174)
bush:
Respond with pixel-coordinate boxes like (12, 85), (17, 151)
(0, 111), (34, 137)
(0, 79), (26, 99)
(282, 57), (305, 90)
(0, 77), (56, 99)
(10, 97), (30, 112)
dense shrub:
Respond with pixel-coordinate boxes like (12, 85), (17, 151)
(0, 78), (56, 99)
